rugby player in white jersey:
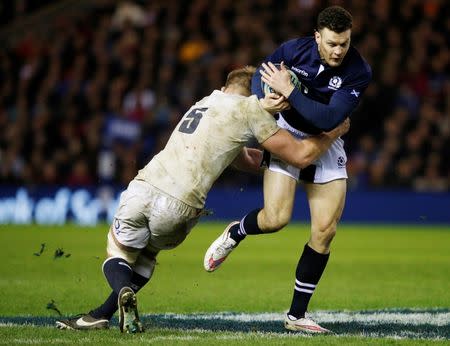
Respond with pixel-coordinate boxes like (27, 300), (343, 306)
(56, 66), (349, 333)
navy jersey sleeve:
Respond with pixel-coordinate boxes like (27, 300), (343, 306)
(251, 42), (294, 99)
(288, 69), (372, 131)
(251, 68), (265, 99)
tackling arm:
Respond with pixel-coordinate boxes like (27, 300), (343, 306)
(231, 147), (264, 174)
(261, 118), (350, 169)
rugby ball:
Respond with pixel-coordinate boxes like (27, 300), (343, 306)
(261, 63), (301, 95)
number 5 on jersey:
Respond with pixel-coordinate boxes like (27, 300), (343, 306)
(178, 107), (208, 134)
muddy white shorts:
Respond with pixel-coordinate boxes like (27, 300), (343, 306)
(264, 114), (348, 183)
(108, 179), (201, 261)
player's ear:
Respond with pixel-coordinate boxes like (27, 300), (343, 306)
(314, 30), (321, 44)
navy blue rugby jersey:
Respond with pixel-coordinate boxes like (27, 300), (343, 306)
(252, 37), (372, 134)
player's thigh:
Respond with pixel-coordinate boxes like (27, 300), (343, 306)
(262, 168), (297, 220)
(110, 180), (152, 262)
(147, 192), (200, 251)
(304, 179), (346, 231)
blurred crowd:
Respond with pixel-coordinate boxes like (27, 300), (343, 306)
(0, 0), (55, 26)
(0, 0), (448, 191)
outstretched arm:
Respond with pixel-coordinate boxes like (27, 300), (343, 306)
(261, 118), (350, 168)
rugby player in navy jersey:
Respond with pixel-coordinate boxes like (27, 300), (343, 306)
(205, 6), (372, 333)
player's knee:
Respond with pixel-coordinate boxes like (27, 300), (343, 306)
(133, 248), (158, 278)
(311, 220), (338, 251)
(259, 208), (291, 232)
(323, 226), (337, 243)
(134, 256), (157, 279)
(106, 229), (140, 264)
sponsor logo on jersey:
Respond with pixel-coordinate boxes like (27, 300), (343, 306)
(291, 66), (309, 77)
(337, 156), (346, 168)
(328, 76), (342, 90)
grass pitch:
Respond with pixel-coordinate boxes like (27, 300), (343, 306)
(0, 222), (449, 345)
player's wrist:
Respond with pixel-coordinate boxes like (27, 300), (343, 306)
(283, 85), (295, 98)
(325, 129), (341, 140)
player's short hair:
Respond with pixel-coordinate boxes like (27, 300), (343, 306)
(224, 66), (256, 91)
(317, 6), (352, 33)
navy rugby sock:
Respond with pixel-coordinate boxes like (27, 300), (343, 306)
(90, 271), (150, 319)
(228, 209), (263, 243)
(129, 271), (150, 293)
(288, 244), (329, 319)
(90, 292), (117, 320)
(103, 257), (133, 294)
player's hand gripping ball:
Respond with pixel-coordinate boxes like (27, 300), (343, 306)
(261, 63), (301, 95)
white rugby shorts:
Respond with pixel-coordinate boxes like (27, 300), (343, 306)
(109, 179), (201, 258)
(266, 114), (348, 183)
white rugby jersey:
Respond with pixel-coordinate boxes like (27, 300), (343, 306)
(135, 90), (279, 209)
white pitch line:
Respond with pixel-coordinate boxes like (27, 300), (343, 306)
(154, 310), (450, 326)
(311, 311), (450, 326)
(0, 339), (77, 345)
(0, 323), (54, 328)
(0, 318), (448, 341)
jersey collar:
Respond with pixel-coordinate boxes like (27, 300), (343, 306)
(311, 40), (331, 72)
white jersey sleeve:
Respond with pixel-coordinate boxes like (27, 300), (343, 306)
(244, 95), (281, 144)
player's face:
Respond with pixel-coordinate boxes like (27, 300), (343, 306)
(315, 28), (351, 67)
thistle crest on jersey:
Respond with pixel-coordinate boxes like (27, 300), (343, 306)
(328, 76), (342, 90)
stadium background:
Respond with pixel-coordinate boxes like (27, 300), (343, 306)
(0, 0), (449, 224)
(0, 1), (449, 344)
